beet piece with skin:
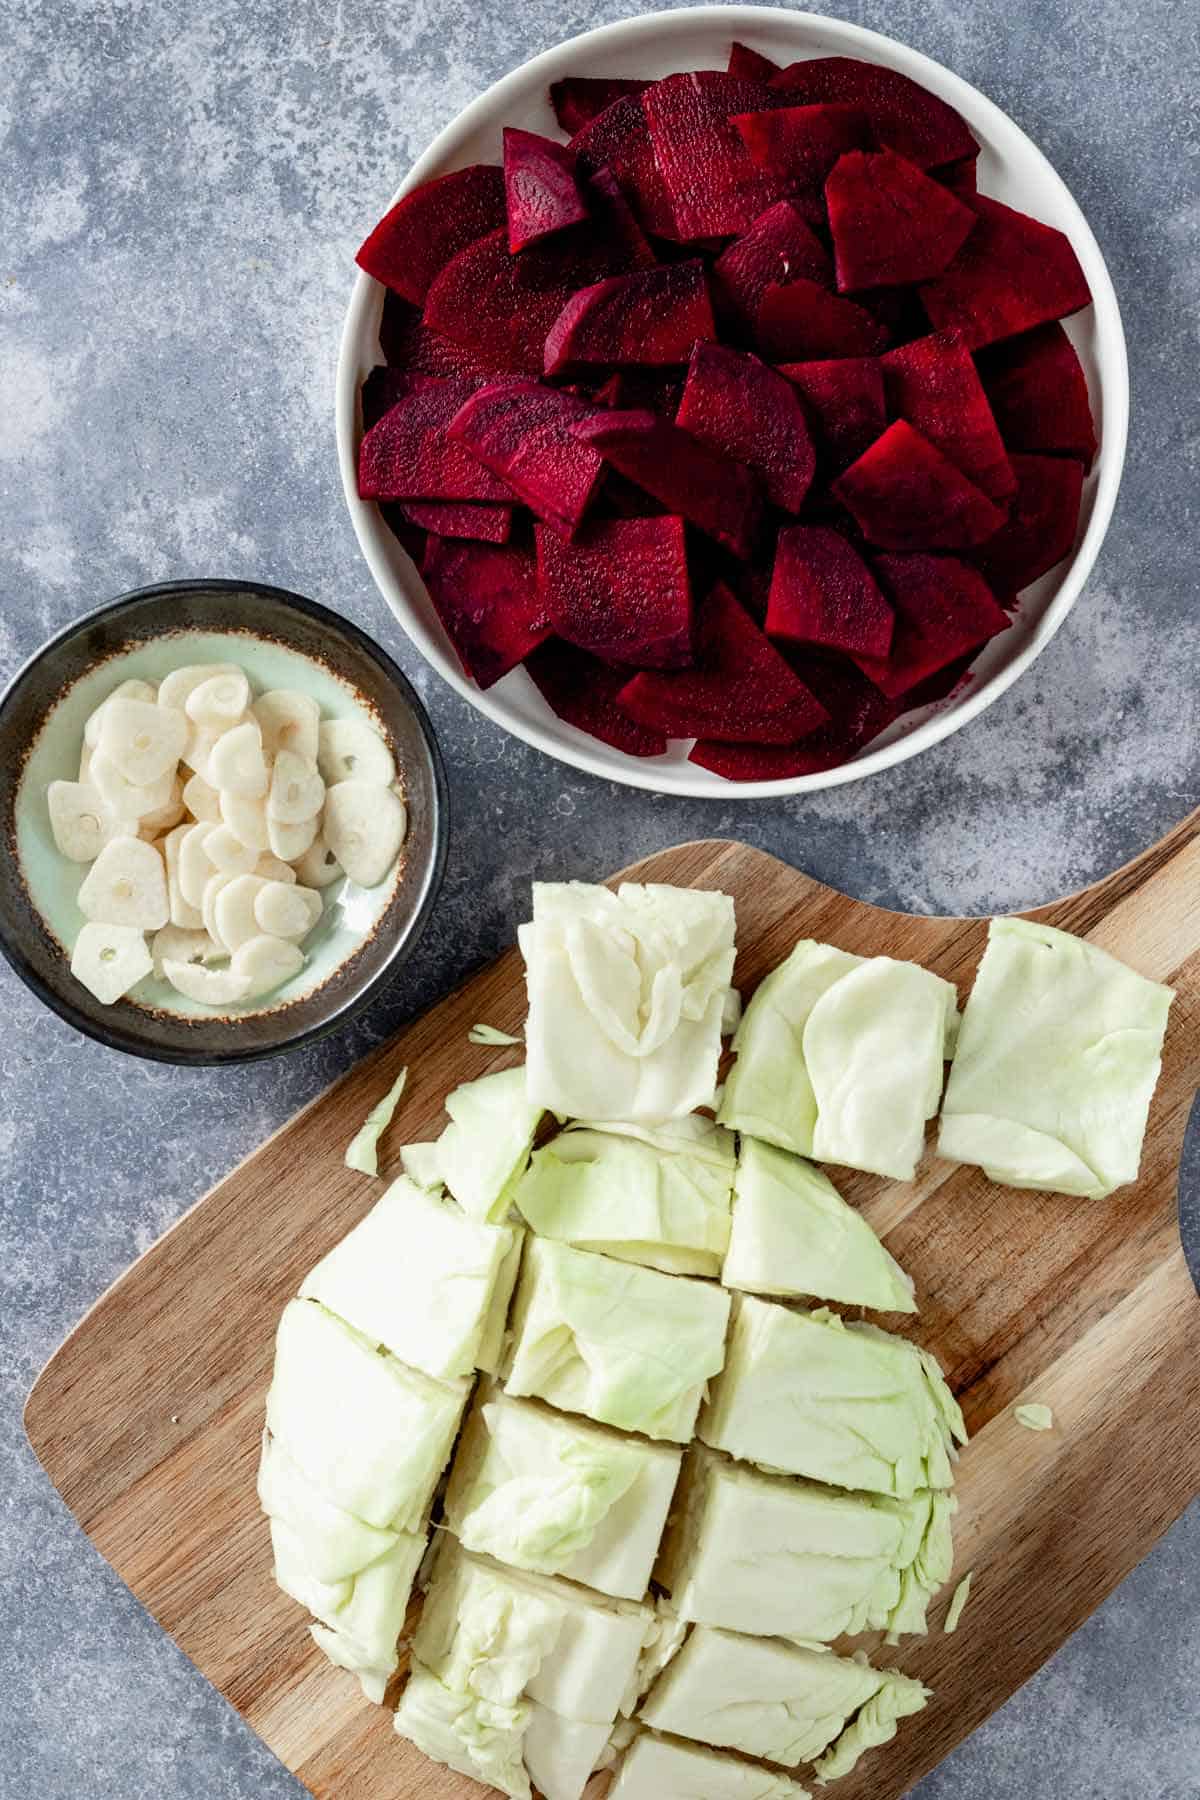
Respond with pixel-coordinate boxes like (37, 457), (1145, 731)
(977, 323), (1097, 469)
(400, 500), (513, 542)
(855, 552), (1010, 697)
(544, 261), (715, 373)
(770, 56), (978, 169)
(357, 377), (512, 504)
(833, 418), (1007, 550)
(618, 581), (828, 744)
(920, 195), (1092, 350)
(526, 638), (668, 756)
(728, 42), (782, 82)
(881, 330), (1015, 500)
(642, 71), (787, 240)
(766, 524), (894, 658)
(448, 379), (605, 537)
(757, 277), (890, 361)
(777, 356), (886, 471)
(573, 408), (763, 558)
(571, 91), (675, 235)
(826, 149), (976, 292)
(551, 76), (651, 135)
(357, 166), (507, 306)
(504, 128), (589, 252)
(732, 103), (875, 217)
(676, 341), (815, 512)
(972, 453), (1085, 594)
(423, 537), (551, 688)
(690, 651), (895, 776)
(536, 516), (693, 668)
(713, 201), (833, 334)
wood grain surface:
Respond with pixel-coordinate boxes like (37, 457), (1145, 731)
(24, 817), (1200, 1800)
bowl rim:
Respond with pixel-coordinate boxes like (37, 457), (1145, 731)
(336, 3), (1129, 799)
(0, 577), (450, 1065)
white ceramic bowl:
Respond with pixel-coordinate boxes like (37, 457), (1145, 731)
(337, 6), (1127, 799)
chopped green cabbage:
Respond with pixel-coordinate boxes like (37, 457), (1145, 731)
(343, 1065), (407, 1175)
(627, 1600), (689, 1712)
(943, 1570), (972, 1633)
(299, 1177), (519, 1382)
(699, 1299), (965, 1498)
(722, 1137), (916, 1312)
(394, 1660), (532, 1800)
(398, 1140), (443, 1188)
(1015, 1402), (1054, 1432)
(520, 881), (735, 1121)
(308, 1622), (392, 1704)
(515, 1116), (735, 1277)
(504, 1237), (730, 1441)
(610, 1732), (811, 1798)
(416, 1550), (564, 1709)
(257, 1430), (398, 1582)
(812, 1668), (930, 1782)
(521, 1704), (611, 1800)
(435, 1067), (543, 1221)
(469, 1022), (523, 1046)
(939, 917), (1173, 1197)
(270, 1516), (425, 1669)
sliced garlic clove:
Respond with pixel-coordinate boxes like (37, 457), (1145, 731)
(219, 788), (270, 852)
(159, 663), (241, 713)
(135, 775), (186, 834)
(213, 873), (267, 951)
(253, 690), (320, 763)
(254, 854), (296, 885)
(317, 718), (395, 788)
(91, 753), (175, 821)
(97, 698), (188, 787)
(83, 679), (158, 750)
(47, 780), (115, 862)
(204, 822), (260, 874)
(177, 821), (218, 908)
(266, 811), (318, 862)
(180, 721), (224, 777)
(164, 824), (204, 928)
(71, 922), (153, 1005)
(161, 958), (253, 1006)
(184, 669), (251, 729)
(293, 834), (344, 888)
(268, 750), (325, 824)
(78, 743), (94, 783)
(150, 924), (224, 978)
(231, 933), (305, 999)
(77, 835), (169, 930)
(207, 719), (268, 798)
(181, 769), (221, 822)
(253, 880), (321, 941)
(322, 781), (407, 887)
(201, 871), (237, 945)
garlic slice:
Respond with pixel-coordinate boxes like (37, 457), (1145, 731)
(181, 770), (221, 822)
(208, 720), (269, 798)
(159, 662), (241, 713)
(83, 679), (158, 749)
(185, 669), (251, 729)
(214, 874), (268, 951)
(205, 823), (260, 875)
(161, 958), (253, 1006)
(266, 811), (319, 862)
(71, 922), (153, 1005)
(163, 825), (203, 930)
(219, 788), (270, 852)
(150, 925), (224, 978)
(47, 780), (116, 862)
(255, 854), (297, 885)
(77, 835), (169, 931)
(97, 698), (188, 787)
(231, 933), (305, 999)
(135, 776), (186, 834)
(177, 821), (218, 908)
(201, 871), (238, 946)
(254, 690), (320, 763)
(293, 834), (343, 889)
(317, 718), (395, 788)
(91, 753), (175, 821)
(254, 880), (321, 941)
(323, 782), (407, 887)
(268, 750), (325, 825)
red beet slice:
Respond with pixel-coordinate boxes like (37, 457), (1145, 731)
(826, 149), (976, 290)
(362, 365), (412, 432)
(536, 516), (693, 668)
(551, 76), (650, 135)
(713, 201), (833, 333)
(598, 367), (685, 416)
(690, 651), (895, 776)
(448, 379), (604, 537)
(380, 504), (427, 565)
(938, 155), (978, 198)
(676, 342), (815, 512)
(972, 453), (1085, 593)
(544, 261), (715, 373)
(642, 71), (787, 240)
(399, 500), (513, 542)
(574, 409), (763, 558)
(358, 376), (512, 504)
(881, 330), (1015, 500)
(855, 553), (1010, 697)
(770, 56), (977, 170)
(920, 196), (1092, 349)
(423, 538), (551, 688)
(503, 128), (588, 252)
(833, 419), (1007, 549)
(571, 92), (675, 235)
(728, 42), (782, 83)
(757, 278), (890, 361)
(766, 525), (893, 658)
(356, 165), (506, 306)
(777, 356), (885, 471)
(977, 323), (1097, 469)
(617, 582), (828, 744)
(379, 294), (501, 383)
(732, 103), (874, 217)
(526, 638), (668, 756)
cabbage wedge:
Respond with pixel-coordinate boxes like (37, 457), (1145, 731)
(610, 1732), (811, 1798)
(434, 1066), (544, 1221)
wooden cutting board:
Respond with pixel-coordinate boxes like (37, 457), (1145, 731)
(25, 819), (1200, 1800)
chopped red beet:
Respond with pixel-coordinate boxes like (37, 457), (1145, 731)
(526, 638), (668, 755)
(423, 537), (551, 688)
(448, 379), (604, 537)
(357, 376), (513, 503)
(551, 76), (651, 135)
(380, 504), (427, 565)
(712, 201), (833, 333)
(362, 365), (413, 431)
(728, 42), (782, 83)
(573, 408), (763, 558)
(356, 165), (506, 305)
(597, 367), (686, 415)
(690, 650), (895, 775)
(977, 323), (1097, 469)
(770, 56), (977, 169)
(881, 330), (1015, 500)
(570, 92), (675, 235)
(642, 71), (787, 239)
(757, 277), (890, 361)
(766, 524), (894, 658)
(617, 582), (828, 743)
(544, 261), (715, 373)
(732, 103), (874, 217)
(676, 341), (815, 512)
(503, 128), (588, 252)
(938, 155), (978, 198)
(855, 552), (1010, 696)
(902, 647), (977, 706)
(378, 294), (501, 383)
(919, 195), (1091, 349)
(972, 453), (1085, 593)
(826, 149), (977, 290)
(536, 515), (693, 667)
(777, 356), (886, 471)
(400, 500), (513, 542)
(833, 418), (1007, 549)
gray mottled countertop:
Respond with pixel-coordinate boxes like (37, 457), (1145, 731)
(1, 1), (1197, 1796)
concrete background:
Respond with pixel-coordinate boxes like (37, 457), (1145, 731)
(1, 1), (1196, 1795)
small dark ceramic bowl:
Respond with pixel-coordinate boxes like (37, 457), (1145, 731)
(0, 580), (448, 1064)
